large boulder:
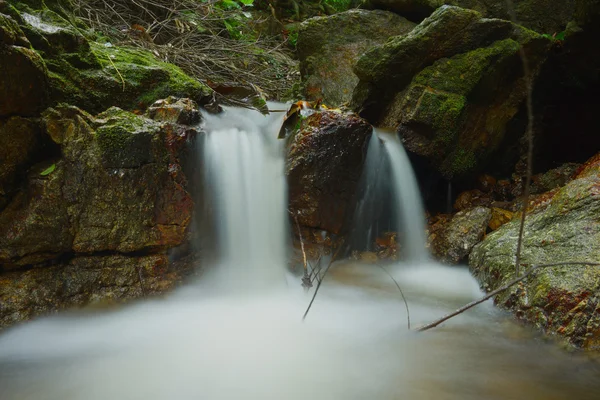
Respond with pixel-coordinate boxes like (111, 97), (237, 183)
(0, 254), (193, 329)
(297, 9), (415, 107)
(0, 105), (193, 268)
(362, 0), (577, 34)
(469, 152), (600, 351)
(351, 6), (550, 178)
(287, 110), (372, 234)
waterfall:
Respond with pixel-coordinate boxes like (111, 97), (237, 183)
(378, 130), (428, 262)
(200, 105), (288, 290)
(351, 129), (428, 262)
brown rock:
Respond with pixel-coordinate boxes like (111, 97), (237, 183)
(488, 207), (513, 231)
(0, 254), (194, 329)
(287, 110), (372, 234)
(430, 206), (491, 264)
(0, 106), (193, 267)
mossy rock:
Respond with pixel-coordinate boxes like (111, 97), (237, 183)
(469, 154), (600, 351)
(7, 6), (211, 114)
(351, 5), (551, 178)
(94, 107), (163, 169)
(362, 0), (577, 34)
(297, 9), (415, 106)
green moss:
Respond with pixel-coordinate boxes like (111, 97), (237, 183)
(445, 147), (476, 175)
(44, 41), (211, 114)
(413, 39), (521, 95)
(94, 107), (162, 168)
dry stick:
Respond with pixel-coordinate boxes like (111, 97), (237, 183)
(504, 0), (535, 276)
(106, 54), (126, 92)
(375, 263), (411, 330)
(302, 240), (345, 321)
(416, 262), (600, 332)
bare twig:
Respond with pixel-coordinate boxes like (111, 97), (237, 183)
(375, 263), (411, 330)
(106, 54), (126, 92)
(302, 240), (345, 321)
(71, 0), (299, 99)
(416, 262), (600, 332)
(504, 0), (535, 276)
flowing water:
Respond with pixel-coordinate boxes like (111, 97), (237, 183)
(0, 107), (599, 400)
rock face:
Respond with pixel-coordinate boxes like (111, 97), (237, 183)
(363, 0), (577, 33)
(0, 106), (194, 268)
(429, 206), (491, 264)
(297, 9), (415, 107)
(469, 153), (600, 351)
(287, 110), (372, 234)
(351, 6), (550, 178)
(0, 254), (193, 329)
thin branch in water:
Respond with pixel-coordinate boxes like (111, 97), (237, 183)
(375, 263), (411, 330)
(302, 240), (345, 321)
(416, 262), (600, 332)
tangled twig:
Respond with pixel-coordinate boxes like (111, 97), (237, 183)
(71, 0), (299, 99)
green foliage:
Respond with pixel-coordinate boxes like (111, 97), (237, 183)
(322, 0), (353, 12)
(542, 31), (566, 41)
(40, 164), (56, 176)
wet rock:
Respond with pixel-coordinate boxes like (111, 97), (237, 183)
(430, 206), (491, 264)
(453, 189), (492, 211)
(0, 106), (193, 268)
(363, 0), (577, 33)
(530, 162), (580, 194)
(0, 12), (50, 117)
(351, 6), (551, 178)
(0, 116), (50, 208)
(287, 110), (372, 234)
(297, 9), (415, 107)
(469, 152), (600, 351)
(146, 97), (201, 126)
(0, 254), (194, 329)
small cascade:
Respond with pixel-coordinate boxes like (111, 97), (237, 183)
(350, 129), (428, 262)
(200, 105), (288, 290)
(378, 130), (428, 262)
(348, 134), (395, 252)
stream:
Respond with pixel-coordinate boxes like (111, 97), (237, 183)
(0, 105), (598, 399)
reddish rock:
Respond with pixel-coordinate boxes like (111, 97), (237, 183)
(287, 110), (372, 234)
(0, 106), (193, 267)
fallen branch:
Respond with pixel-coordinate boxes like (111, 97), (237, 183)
(416, 261), (600, 332)
(375, 263), (411, 330)
(302, 239), (345, 321)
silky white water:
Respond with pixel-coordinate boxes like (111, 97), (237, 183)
(0, 107), (599, 400)
(378, 130), (428, 262)
(201, 106), (288, 290)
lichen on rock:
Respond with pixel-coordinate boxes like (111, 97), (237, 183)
(469, 152), (600, 351)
